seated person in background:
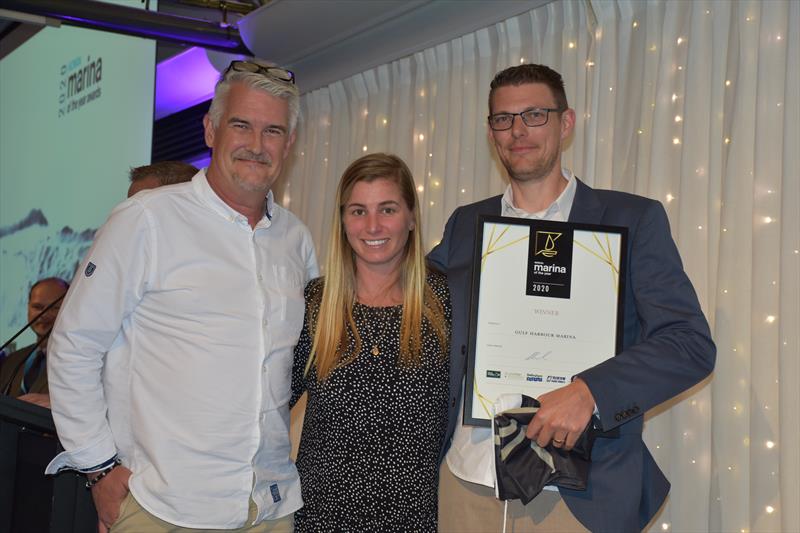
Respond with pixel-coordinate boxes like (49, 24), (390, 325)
(291, 153), (451, 532)
(0, 277), (69, 408)
(126, 160), (198, 197)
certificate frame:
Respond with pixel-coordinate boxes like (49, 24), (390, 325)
(464, 215), (628, 427)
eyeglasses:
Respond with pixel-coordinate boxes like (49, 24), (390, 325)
(488, 107), (562, 131)
(223, 61), (295, 85)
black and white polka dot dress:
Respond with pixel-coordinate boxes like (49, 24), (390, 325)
(291, 271), (451, 532)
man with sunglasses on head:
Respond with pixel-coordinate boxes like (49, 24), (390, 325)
(429, 64), (715, 532)
(45, 61), (318, 532)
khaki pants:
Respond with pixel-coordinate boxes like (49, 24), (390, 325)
(438, 462), (589, 533)
(111, 493), (294, 533)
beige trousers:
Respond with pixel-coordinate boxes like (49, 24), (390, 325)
(111, 493), (294, 533)
(438, 462), (589, 533)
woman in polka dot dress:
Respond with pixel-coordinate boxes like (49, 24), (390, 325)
(291, 153), (451, 532)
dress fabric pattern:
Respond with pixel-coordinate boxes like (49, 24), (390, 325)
(291, 271), (451, 532)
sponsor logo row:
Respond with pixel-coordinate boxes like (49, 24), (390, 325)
(485, 370), (566, 384)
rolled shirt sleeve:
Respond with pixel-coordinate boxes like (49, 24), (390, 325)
(46, 199), (152, 473)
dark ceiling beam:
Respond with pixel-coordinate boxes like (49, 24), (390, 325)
(161, 0), (256, 17)
(2, 0), (250, 54)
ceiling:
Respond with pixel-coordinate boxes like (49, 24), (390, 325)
(1, 0), (551, 93)
(236, 0), (552, 92)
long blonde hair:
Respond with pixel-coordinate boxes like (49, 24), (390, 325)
(307, 153), (447, 380)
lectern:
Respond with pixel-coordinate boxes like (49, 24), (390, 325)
(0, 395), (96, 533)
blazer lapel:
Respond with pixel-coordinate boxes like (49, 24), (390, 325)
(568, 178), (605, 224)
(480, 195), (502, 217)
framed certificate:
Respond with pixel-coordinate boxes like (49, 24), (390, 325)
(464, 215), (628, 427)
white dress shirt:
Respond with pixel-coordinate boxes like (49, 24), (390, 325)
(46, 170), (318, 528)
(445, 168), (576, 488)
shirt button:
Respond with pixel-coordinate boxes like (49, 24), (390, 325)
(258, 274), (263, 281)
(262, 365), (267, 373)
(262, 319), (268, 326)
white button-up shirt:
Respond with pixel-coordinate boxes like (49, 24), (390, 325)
(46, 170), (318, 528)
(446, 168), (576, 488)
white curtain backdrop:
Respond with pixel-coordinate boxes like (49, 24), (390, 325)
(280, 1), (800, 531)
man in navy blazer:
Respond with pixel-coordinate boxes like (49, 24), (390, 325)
(429, 64), (715, 532)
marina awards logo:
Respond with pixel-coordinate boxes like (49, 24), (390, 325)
(526, 222), (573, 299)
(534, 231), (561, 258)
(59, 54), (103, 117)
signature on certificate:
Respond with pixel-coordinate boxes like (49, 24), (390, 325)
(525, 350), (552, 361)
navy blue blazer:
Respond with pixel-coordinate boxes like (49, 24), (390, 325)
(428, 178), (715, 532)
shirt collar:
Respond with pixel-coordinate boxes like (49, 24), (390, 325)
(193, 169), (274, 228)
(501, 168), (576, 221)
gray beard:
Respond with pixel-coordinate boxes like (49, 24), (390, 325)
(232, 171), (273, 194)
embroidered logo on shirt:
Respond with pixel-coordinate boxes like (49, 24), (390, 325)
(270, 483), (281, 503)
(85, 262), (96, 277)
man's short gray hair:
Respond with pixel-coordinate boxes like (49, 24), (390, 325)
(207, 62), (300, 134)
